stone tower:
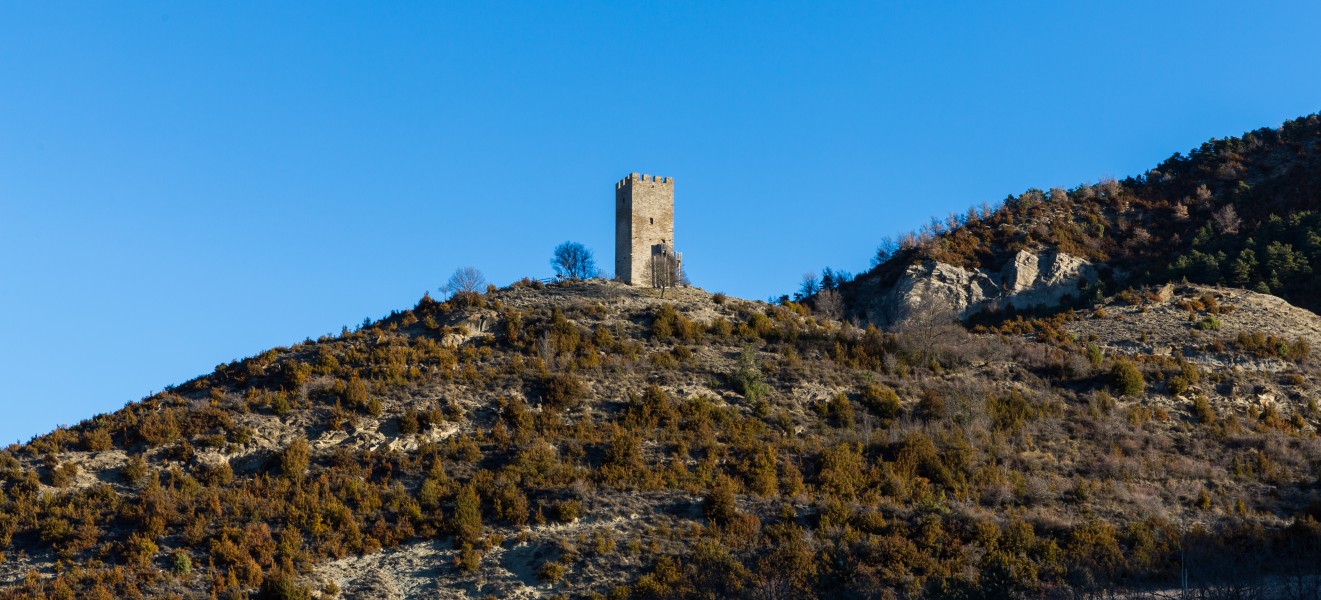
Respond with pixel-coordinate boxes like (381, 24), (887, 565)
(615, 173), (675, 285)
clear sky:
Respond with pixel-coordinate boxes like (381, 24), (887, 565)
(2, 1), (1320, 444)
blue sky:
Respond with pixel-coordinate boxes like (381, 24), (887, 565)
(2, 2), (1320, 443)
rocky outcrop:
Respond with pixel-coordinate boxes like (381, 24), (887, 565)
(862, 249), (1097, 326)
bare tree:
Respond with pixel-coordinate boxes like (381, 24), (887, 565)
(550, 241), (599, 280)
(648, 244), (683, 298)
(1213, 204), (1242, 235)
(813, 288), (844, 320)
(1173, 201), (1190, 221)
(442, 266), (486, 306)
(897, 296), (963, 363)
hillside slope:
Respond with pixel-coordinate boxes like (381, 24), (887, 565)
(841, 112), (1321, 322)
(2, 279), (1320, 598)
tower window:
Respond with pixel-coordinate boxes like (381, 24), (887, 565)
(649, 218), (654, 225)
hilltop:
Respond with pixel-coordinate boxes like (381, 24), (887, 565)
(7, 112), (1321, 598)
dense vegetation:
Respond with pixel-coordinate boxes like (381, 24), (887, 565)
(1, 278), (1319, 598)
(847, 112), (1321, 314)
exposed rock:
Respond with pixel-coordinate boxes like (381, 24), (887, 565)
(1064, 284), (1321, 372)
(864, 249), (1097, 326)
(999, 250), (1097, 308)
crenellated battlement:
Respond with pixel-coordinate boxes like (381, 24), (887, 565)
(617, 173), (674, 189)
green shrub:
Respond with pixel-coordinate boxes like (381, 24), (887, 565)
(1109, 359), (1145, 397)
(730, 347), (769, 402)
(1192, 395), (1216, 424)
(268, 391), (292, 416)
(169, 550), (192, 576)
(1167, 375), (1191, 396)
(1086, 344), (1104, 368)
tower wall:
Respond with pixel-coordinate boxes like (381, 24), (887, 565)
(614, 173), (675, 285)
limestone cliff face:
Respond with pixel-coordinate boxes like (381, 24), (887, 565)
(861, 249), (1098, 326)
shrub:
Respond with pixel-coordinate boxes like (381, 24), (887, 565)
(1195, 315), (1223, 331)
(652, 304), (700, 342)
(704, 474), (739, 525)
(916, 389), (946, 421)
(280, 439), (310, 480)
(201, 461), (235, 486)
(822, 393), (854, 428)
(1086, 344), (1104, 368)
(730, 347), (769, 402)
(454, 484), (482, 545)
(817, 442), (867, 500)
(493, 484), (529, 526)
(457, 543), (482, 573)
(539, 560), (568, 583)
(344, 377), (370, 410)
(1192, 395), (1216, 424)
(652, 304), (677, 340)
(169, 550), (192, 576)
(543, 373), (588, 410)
(552, 499), (584, 523)
(49, 461), (78, 488)
(1109, 359), (1145, 397)
(122, 454), (149, 486)
(268, 391), (293, 416)
(859, 384), (901, 419)
(399, 410), (419, 435)
(81, 428), (113, 452)
(987, 392), (1037, 431)
(1167, 375), (1191, 396)
(123, 533), (158, 567)
(137, 411), (180, 446)
(1288, 337), (1311, 362)
(255, 573), (311, 600)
